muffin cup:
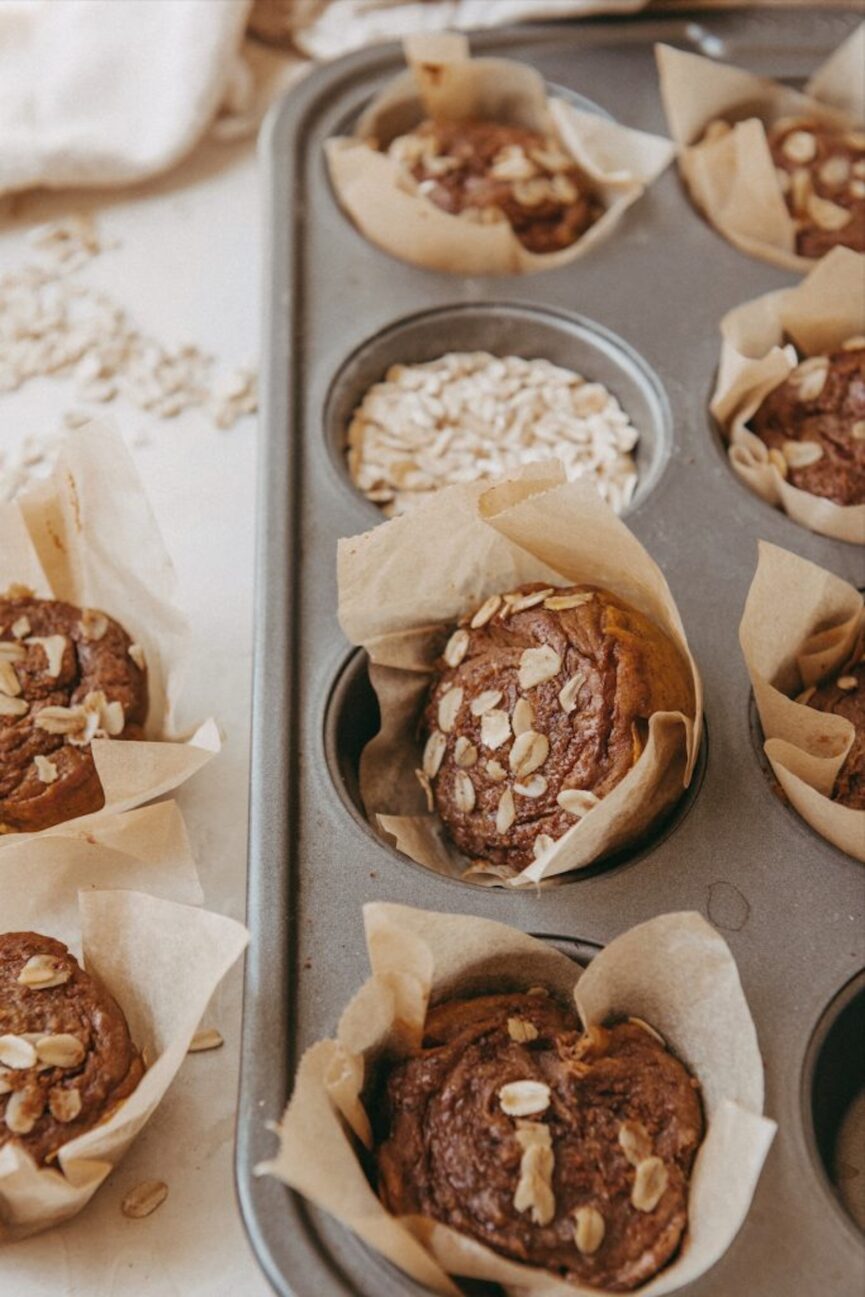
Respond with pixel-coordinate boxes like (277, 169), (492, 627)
(261, 902), (775, 1297)
(325, 31), (674, 276)
(710, 247), (865, 544)
(337, 462), (702, 885)
(0, 800), (248, 1238)
(0, 420), (220, 843)
(656, 25), (864, 271)
(740, 541), (865, 861)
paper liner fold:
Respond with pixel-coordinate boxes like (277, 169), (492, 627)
(657, 27), (865, 271)
(326, 33), (674, 276)
(0, 421), (220, 844)
(262, 903), (775, 1297)
(710, 247), (865, 543)
(0, 802), (249, 1237)
(338, 464), (701, 886)
(740, 540), (865, 861)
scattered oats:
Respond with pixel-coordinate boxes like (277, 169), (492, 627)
(509, 730), (549, 777)
(188, 1028), (224, 1053)
(819, 155), (851, 187)
(17, 953), (68, 987)
(347, 352), (639, 518)
(807, 193), (854, 231)
(36, 1034), (86, 1068)
(499, 1080), (551, 1117)
(618, 1120), (653, 1166)
(631, 1157), (669, 1212)
(422, 730), (447, 778)
(507, 1019), (539, 1043)
(557, 788), (600, 817)
(789, 356), (829, 401)
(558, 673), (585, 714)
(837, 676), (859, 691)
(122, 1180), (169, 1219)
(11, 617), (30, 640)
(512, 697), (534, 735)
(781, 130), (817, 163)
(25, 634), (67, 678)
(506, 587), (554, 615)
(4, 1088), (44, 1134)
(843, 336), (865, 349)
(0, 1035), (37, 1069)
(49, 1086), (82, 1123)
(0, 694), (29, 717)
(128, 643), (146, 670)
(486, 759), (507, 782)
(514, 774), (547, 798)
(453, 770), (476, 813)
(782, 440), (824, 469)
(443, 628), (469, 668)
(34, 689), (122, 743)
(437, 686), (463, 733)
(544, 591), (593, 611)
(519, 645), (561, 690)
(0, 641), (26, 661)
(481, 708), (512, 750)
(470, 689), (503, 717)
(471, 595), (503, 629)
(0, 659), (21, 696)
(496, 787), (516, 834)
(513, 1121), (556, 1226)
(453, 736), (478, 768)
(573, 1205), (605, 1255)
(852, 420), (865, 442)
(80, 609), (109, 641)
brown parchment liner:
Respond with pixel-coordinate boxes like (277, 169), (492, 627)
(740, 540), (865, 862)
(0, 421), (220, 845)
(325, 31), (674, 276)
(0, 799), (249, 1238)
(710, 246), (865, 544)
(261, 902), (775, 1297)
(656, 25), (865, 272)
(337, 463), (702, 886)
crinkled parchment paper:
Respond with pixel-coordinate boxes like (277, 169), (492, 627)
(710, 246), (865, 544)
(337, 463), (702, 886)
(0, 421), (220, 845)
(325, 32), (674, 275)
(740, 540), (865, 861)
(0, 800), (248, 1238)
(657, 25), (865, 271)
(261, 903), (775, 1297)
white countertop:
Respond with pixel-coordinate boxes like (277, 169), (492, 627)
(0, 128), (272, 1297)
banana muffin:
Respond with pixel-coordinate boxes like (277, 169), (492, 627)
(748, 340), (865, 507)
(386, 119), (602, 254)
(767, 119), (865, 258)
(375, 989), (704, 1292)
(418, 583), (694, 874)
(0, 931), (144, 1165)
(0, 592), (148, 833)
(805, 654), (865, 809)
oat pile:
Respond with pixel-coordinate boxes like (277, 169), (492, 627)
(0, 213), (257, 499)
(346, 352), (639, 516)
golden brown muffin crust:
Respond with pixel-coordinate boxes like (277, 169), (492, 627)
(806, 655), (865, 809)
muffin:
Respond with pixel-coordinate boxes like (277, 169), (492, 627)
(387, 119), (602, 254)
(767, 119), (865, 258)
(375, 989), (704, 1292)
(0, 593), (148, 833)
(0, 931), (144, 1165)
(805, 654), (865, 809)
(418, 583), (695, 874)
(748, 340), (865, 507)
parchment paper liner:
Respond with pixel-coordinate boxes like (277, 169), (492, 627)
(0, 798), (248, 1238)
(337, 463), (702, 886)
(710, 246), (865, 544)
(325, 31), (674, 276)
(740, 540), (865, 861)
(261, 902), (775, 1297)
(656, 26), (865, 272)
(0, 421), (220, 845)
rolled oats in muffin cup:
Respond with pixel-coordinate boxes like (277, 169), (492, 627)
(326, 32), (674, 275)
(741, 541), (865, 862)
(657, 25), (865, 270)
(0, 421), (220, 841)
(261, 902), (775, 1296)
(0, 800), (248, 1237)
(337, 462), (702, 885)
(710, 247), (865, 544)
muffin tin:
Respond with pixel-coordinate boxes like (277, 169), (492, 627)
(237, 11), (865, 1297)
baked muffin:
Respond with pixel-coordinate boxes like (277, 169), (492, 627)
(386, 119), (602, 254)
(0, 592), (148, 833)
(0, 932), (144, 1165)
(418, 583), (695, 874)
(767, 118), (865, 258)
(375, 990), (703, 1292)
(749, 340), (865, 507)
(805, 654), (865, 809)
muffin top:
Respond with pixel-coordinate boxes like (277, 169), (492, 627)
(767, 118), (865, 258)
(376, 990), (703, 1291)
(387, 118), (602, 254)
(806, 654), (865, 809)
(0, 931), (144, 1166)
(749, 342), (865, 507)
(0, 593), (148, 833)
(418, 583), (694, 875)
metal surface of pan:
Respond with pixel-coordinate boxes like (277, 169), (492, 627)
(238, 11), (865, 1296)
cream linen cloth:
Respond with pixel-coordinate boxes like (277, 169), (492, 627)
(0, 0), (648, 198)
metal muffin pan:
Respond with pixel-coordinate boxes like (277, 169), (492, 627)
(238, 11), (865, 1297)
